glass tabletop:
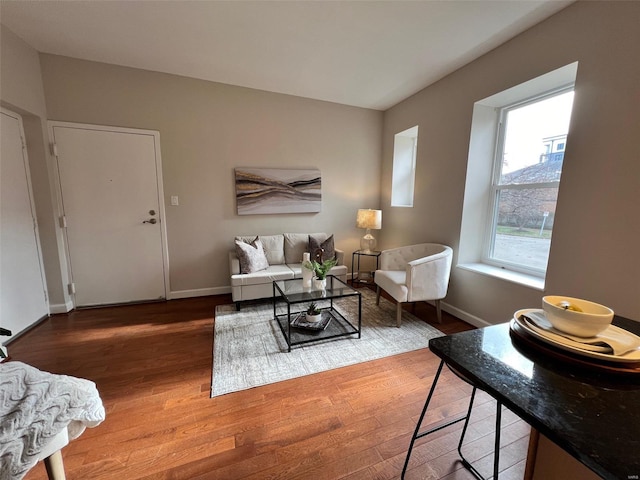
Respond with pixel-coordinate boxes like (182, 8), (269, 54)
(273, 275), (359, 305)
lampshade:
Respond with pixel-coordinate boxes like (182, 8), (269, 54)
(356, 209), (382, 230)
(356, 209), (382, 252)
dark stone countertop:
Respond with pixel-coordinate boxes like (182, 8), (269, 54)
(429, 315), (640, 480)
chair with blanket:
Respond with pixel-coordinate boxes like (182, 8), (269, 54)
(374, 243), (453, 326)
(0, 362), (105, 480)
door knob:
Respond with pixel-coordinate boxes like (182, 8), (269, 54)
(143, 218), (157, 224)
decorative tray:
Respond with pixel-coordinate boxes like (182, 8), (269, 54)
(290, 311), (332, 331)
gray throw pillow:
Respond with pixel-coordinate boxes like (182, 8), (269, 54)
(235, 237), (269, 274)
(309, 234), (335, 263)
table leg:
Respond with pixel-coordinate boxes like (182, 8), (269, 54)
(287, 302), (291, 353)
(272, 282), (276, 319)
(351, 251), (355, 284)
(44, 450), (66, 480)
(358, 292), (362, 338)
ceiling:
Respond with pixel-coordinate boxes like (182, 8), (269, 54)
(0, 0), (573, 111)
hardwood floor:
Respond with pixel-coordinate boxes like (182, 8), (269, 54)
(8, 289), (530, 479)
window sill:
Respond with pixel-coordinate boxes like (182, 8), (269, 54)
(457, 263), (545, 291)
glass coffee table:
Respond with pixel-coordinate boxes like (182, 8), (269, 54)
(272, 275), (362, 352)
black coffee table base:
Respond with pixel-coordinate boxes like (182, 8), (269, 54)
(274, 305), (360, 352)
(272, 276), (362, 352)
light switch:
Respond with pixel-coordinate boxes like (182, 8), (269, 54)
(170, 195), (179, 206)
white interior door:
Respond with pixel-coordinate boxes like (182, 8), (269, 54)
(50, 123), (168, 307)
(1, 108), (48, 341)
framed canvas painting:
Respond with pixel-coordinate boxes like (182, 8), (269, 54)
(235, 167), (321, 215)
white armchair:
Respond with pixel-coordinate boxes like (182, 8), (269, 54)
(375, 243), (453, 326)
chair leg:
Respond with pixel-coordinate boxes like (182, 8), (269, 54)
(458, 393), (503, 480)
(376, 285), (381, 305)
(396, 302), (402, 327)
(457, 387), (478, 455)
(401, 360), (445, 479)
(493, 402), (502, 478)
(44, 450), (66, 480)
(435, 299), (442, 323)
(405, 363), (503, 480)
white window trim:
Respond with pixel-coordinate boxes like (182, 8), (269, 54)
(457, 62), (578, 289)
(483, 86), (573, 277)
(458, 263), (545, 291)
(391, 126), (418, 207)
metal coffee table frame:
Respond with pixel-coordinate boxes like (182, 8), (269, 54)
(273, 275), (362, 352)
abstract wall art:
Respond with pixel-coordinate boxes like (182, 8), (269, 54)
(234, 167), (321, 215)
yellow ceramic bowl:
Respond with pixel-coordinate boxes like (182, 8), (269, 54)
(542, 296), (614, 337)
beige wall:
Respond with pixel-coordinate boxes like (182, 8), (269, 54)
(381, 1), (640, 323)
(38, 55), (383, 295)
(4, 1), (638, 323)
(0, 24), (71, 310)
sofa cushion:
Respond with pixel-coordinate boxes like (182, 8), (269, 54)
(236, 234), (285, 265)
(309, 234), (335, 262)
(234, 237), (269, 274)
(259, 234), (285, 265)
(283, 233), (309, 264)
(230, 264), (294, 286)
(284, 232), (332, 264)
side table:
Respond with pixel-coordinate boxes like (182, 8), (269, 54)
(351, 249), (381, 286)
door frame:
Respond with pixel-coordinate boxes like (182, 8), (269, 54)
(1, 107), (49, 339)
(48, 121), (171, 308)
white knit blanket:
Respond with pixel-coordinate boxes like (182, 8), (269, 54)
(0, 362), (105, 479)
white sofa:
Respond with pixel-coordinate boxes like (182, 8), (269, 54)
(230, 233), (348, 308)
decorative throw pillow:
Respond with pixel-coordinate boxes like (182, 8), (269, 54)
(309, 234), (335, 263)
(235, 237), (269, 274)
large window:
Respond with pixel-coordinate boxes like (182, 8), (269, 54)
(486, 89), (575, 275)
(458, 62), (578, 286)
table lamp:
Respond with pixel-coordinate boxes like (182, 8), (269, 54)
(356, 209), (382, 253)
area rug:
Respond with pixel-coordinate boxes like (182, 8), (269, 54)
(211, 288), (444, 397)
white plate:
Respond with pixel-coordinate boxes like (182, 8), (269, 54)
(518, 312), (611, 353)
(524, 309), (640, 353)
(513, 309), (640, 364)
(517, 312), (610, 353)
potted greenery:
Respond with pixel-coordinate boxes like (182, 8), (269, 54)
(306, 302), (322, 323)
(302, 258), (338, 290)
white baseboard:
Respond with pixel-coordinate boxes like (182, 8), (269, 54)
(169, 286), (231, 300)
(49, 301), (74, 314)
(48, 288), (232, 309)
(165, 286), (490, 330)
(441, 301), (492, 329)
(4, 314), (50, 345)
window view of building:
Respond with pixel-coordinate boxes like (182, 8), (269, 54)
(488, 89), (575, 274)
